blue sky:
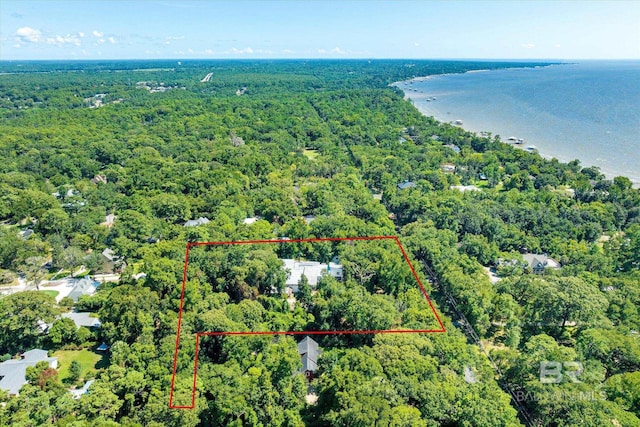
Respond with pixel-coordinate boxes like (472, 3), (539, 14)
(1, 0), (638, 60)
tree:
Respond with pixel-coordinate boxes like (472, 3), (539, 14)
(22, 256), (48, 290)
(296, 274), (312, 308)
(528, 277), (608, 337)
(0, 291), (58, 353)
(68, 360), (82, 383)
(48, 318), (77, 347)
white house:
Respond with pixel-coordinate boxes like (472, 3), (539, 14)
(281, 258), (343, 294)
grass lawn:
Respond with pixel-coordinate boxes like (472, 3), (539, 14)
(41, 290), (59, 298)
(53, 349), (109, 381)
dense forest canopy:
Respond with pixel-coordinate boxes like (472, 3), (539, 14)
(0, 59), (638, 427)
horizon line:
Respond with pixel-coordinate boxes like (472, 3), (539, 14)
(1, 57), (639, 63)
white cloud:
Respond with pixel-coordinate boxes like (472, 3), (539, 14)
(521, 43), (536, 49)
(92, 30), (104, 38)
(45, 34), (81, 47)
(554, 44), (561, 48)
(414, 42), (420, 47)
(78, 32), (85, 38)
(15, 26), (42, 43)
(282, 49), (294, 54)
(108, 37), (116, 44)
(230, 47), (254, 54)
(318, 46), (347, 55)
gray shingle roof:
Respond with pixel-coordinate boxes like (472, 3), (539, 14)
(298, 336), (321, 373)
(0, 349), (57, 395)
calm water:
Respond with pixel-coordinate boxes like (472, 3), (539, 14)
(397, 61), (640, 185)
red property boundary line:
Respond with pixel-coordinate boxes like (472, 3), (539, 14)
(169, 235), (445, 409)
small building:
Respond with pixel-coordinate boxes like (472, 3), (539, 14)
(522, 254), (560, 274)
(242, 216), (260, 225)
(101, 214), (116, 228)
(96, 343), (110, 352)
(61, 312), (101, 329)
(397, 180), (417, 190)
(282, 258), (343, 294)
(303, 215), (316, 225)
(0, 349), (58, 396)
(91, 175), (107, 185)
(184, 217), (210, 227)
(70, 379), (94, 399)
(441, 163), (456, 173)
(67, 277), (99, 302)
(297, 336), (321, 380)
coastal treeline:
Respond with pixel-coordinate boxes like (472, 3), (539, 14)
(0, 60), (638, 426)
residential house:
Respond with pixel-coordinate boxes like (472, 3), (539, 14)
(522, 253), (560, 274)
(91, 174), (107, 184)
(397, 180), (417, 190)
(297, 336), (321, 380)
(281, 258), (343, 294)
(98, 248), (125, 274)
(0, 349), (58, 396)
(184, 217), (210, 227)
(441, 163), (456, 173)
(242, 216), (260, 225)
(62, 312), (101, 329)
(67, 277), (99, 302)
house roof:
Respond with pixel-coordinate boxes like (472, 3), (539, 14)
(102, 248), (116, 261)
(0, 349), (57, 395)
(397, 180), (417, 190)
(282, 259), (343, 287)
(62, 312), (101, 328)
(242, 216), (260, 225)
(522, 254), (560, 270)
(184, 217), (210, 227)
(67, 277), (99, 302)
(298, 336), (321, 372)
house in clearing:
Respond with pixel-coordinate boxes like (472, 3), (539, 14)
(0, 349), (58, 396)
(522, 253), (560, 274)
(297, 336), (321, 380)
(281, 258), (343, 294)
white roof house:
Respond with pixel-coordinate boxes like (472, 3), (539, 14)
(242, 216), (260, 225)
(184, 217), (210, 227)
(0, 349), (58, 396)
(281, 258), (343, 293)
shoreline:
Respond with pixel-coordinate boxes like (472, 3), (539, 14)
(392, 66), (640, 188)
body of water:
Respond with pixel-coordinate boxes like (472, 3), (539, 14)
(396, 61), (640, 185)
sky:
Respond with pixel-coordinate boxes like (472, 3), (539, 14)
(1, 0), (639, 61)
